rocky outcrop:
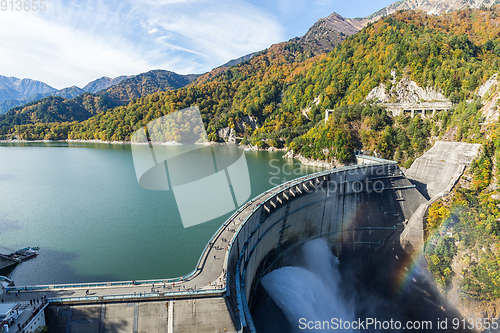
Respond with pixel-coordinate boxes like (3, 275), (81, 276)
(237, 115), (258, 132)
(301, 96), (321, 119)
(366, 73), (448, 104)
(477, 73), (498, 99)
(283, 150), (344, 168)
(219, 115), (258, 143)
(366, 73), (452, 116)
(348, 0), (499, 29)
(217, 127), (236, 143)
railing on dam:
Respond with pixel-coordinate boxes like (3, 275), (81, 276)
(356, 154), (398, 165)
(48, 288), (226, 303)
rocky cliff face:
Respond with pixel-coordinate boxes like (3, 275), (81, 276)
(348, 0), (500, 29)
(218, 115), (258, 143)
(217, 127), (236, 143)
(366, 73), (449, 103)
(236, 115), (258, 133)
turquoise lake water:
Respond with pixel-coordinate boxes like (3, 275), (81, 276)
(0, 142), (322, 285)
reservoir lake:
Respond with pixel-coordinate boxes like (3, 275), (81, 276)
(0, 142), (322, 285)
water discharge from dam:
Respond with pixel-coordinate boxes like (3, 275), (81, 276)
(261, 238), (354, 333)
(254, 236), (461, 333)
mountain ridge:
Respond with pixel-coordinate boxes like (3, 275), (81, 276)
(0, 70), (197, 115)
(99, 70), (200, 105)
(0, 76), (57, 104)
(348, 0), (500, 28)
(290, 12), (360, 55)
(218, 52), (260, 68)
(83, 75), (133, 93)
(0, 69), (201, 136)
(0, 75), (132, 115)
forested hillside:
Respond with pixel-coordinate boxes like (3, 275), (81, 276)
(5, 8), (500, 165)
(4, 10), (500, 162)
(0, 70), (200, 137)
(6, 42), (314, 141)
(0, 94), (113, 138)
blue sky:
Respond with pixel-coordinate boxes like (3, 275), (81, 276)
(0, 0), (395, 89)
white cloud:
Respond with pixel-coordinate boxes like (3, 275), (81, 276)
(0, 0), (285, 88)
(0, 11), (151, 88)
(148, 1), (284, 67)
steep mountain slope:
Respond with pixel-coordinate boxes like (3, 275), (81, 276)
(0, 76), (56, 103)
(40, 10), (500, 146)
(477, 73), (500, 122)
(0, 86), (86, 115)
(6, 8), (500, 145)
(7, 8), (499, 146)
(53, 86), (86, 99)
(201, 12), (360, 88)
(291, 12), (360, 55)
(0, 85), (21, 104)
(100, 70), (200, 105)
(348, 0), (500, 28)
(218, 52), (259, 68)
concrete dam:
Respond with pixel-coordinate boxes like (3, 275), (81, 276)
(226, 160), (428, 331)
(3, 142), (481, 332)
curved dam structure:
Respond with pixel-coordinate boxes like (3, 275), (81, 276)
(226, 160), (428, 332)
(3, 143), (481, 333)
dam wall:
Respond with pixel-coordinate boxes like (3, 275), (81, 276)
(226, 162), (426, 331)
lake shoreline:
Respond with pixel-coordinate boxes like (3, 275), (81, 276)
(0, 139), (337, 168)
(0, 139), (338, 168)
(0, 139), (289, 152)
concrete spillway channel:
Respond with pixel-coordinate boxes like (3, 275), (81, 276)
(3, 147), (479, 332)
